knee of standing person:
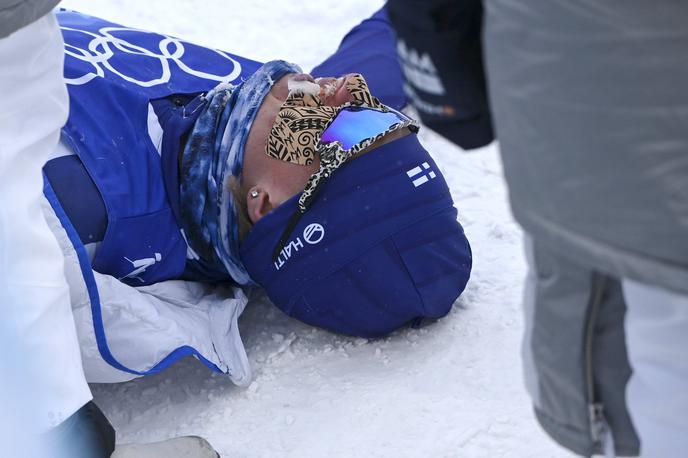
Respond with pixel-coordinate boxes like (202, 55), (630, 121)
(41, 401), (115, 458)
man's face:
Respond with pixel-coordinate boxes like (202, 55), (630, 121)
(241, 72), (354, 222)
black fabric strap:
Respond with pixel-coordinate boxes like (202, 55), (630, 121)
(272, 210), (307, 263)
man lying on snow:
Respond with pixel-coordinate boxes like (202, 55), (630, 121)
(43, 8), (472, 385)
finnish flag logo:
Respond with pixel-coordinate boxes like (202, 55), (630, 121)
(407, 162), (436, 187)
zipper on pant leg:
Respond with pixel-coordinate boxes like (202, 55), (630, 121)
(584, 274), (614, 456)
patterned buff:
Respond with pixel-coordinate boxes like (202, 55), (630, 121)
(266, 73), (383, 165)
(180, 60), (301, 286)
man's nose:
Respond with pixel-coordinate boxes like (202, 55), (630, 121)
(291, 73), (316, 83)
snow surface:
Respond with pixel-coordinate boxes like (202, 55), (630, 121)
(59, 1), (577, 456)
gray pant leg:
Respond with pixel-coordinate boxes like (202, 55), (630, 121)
(524, 236), (639, 456)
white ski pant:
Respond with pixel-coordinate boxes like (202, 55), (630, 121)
(0, 12), (91, 432)
(622, 280), (688, 458)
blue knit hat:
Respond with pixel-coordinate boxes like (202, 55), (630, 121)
(240, 133), (472, 337)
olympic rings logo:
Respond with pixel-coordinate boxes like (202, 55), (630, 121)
(61, 25), (243, 87)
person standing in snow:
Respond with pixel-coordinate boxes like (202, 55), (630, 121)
(0, 2), (114, 456)
(0, 2), (219, 456)
(388, 0), (688, 456)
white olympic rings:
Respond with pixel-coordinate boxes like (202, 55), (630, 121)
(61, 25), (243, 87)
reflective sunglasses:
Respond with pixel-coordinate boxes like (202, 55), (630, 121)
(318, 105), (417, 151)
(303, 105), (419, 213)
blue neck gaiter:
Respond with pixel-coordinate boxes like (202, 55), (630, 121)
(179, 60), (301, 285)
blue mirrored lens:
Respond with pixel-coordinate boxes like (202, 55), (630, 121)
(320, 107), (410, 150)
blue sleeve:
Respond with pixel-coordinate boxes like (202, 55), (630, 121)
(386, 0), (494, 149)
(310, 8), (407, 111)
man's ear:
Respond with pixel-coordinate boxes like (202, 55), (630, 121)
(246, 187), (273, 224)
